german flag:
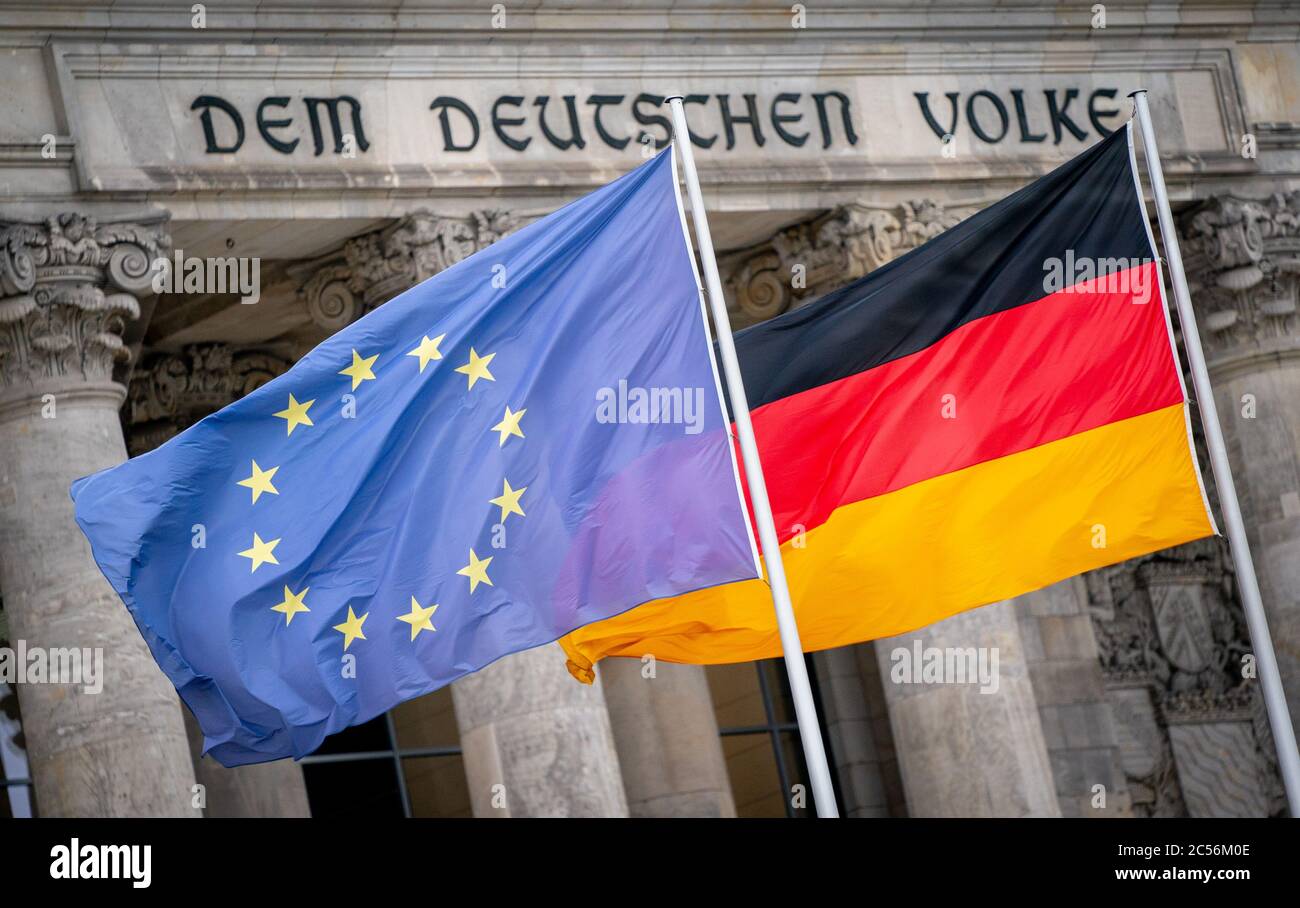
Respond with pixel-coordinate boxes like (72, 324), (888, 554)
(561, 121), (1215, 677)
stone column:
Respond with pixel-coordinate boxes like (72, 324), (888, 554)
(1012, 577), (1132, 817)
(0, 213), (199, 816)
(1180, 191), (1300, 732)
(127, 343), (311, 817)
(180, 711), (311, 818)
(600, 659), (735, 817)
(875, 601), (1061, 817)
(451, 646), (628, 817)
(811, 643), (905, 817)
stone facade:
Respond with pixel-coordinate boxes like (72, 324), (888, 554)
(1, 1), (1298, 817)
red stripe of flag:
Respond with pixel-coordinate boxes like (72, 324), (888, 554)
(737, 262), (1182, 542)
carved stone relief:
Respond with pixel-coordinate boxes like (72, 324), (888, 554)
(126, 343), (291, 454)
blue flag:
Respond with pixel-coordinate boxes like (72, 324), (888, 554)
(71, 149), (759, 766)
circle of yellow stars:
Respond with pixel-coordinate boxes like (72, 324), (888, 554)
(231, 332), (528, 656)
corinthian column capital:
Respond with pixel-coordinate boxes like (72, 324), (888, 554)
(0, 212), (169, 398)
(719, 198), (975, 328)
(294, 209), (516, 331)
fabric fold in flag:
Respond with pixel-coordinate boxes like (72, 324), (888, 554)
(71, 148), (759, 766)
(560, 120), (1216, 675)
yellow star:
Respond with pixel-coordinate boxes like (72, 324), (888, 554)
(339, 349), (379, 391)
(236, 460), (279, 504)
(457, 548), (494, 593)
(397, 596), (439, 640)
(333, 605), (369, 651)
(489, 478), (527, 522)
(454, 348), (496, 389)
(273, 393), (315, 436)
(406, 333), (446, 373)
(237, 532), (281, 573)
(271, 585), (310, 625)
(491, 406), (526, 447)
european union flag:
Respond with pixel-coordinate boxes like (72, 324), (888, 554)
(71, 149), (760, 766)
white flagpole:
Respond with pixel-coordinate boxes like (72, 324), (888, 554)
(1131, 89), (1300, 816)
(666, 95), (840, 818)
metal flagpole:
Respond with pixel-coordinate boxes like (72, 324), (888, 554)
(1131, 89), (1300, 815)
(666, 95), (840, 818)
